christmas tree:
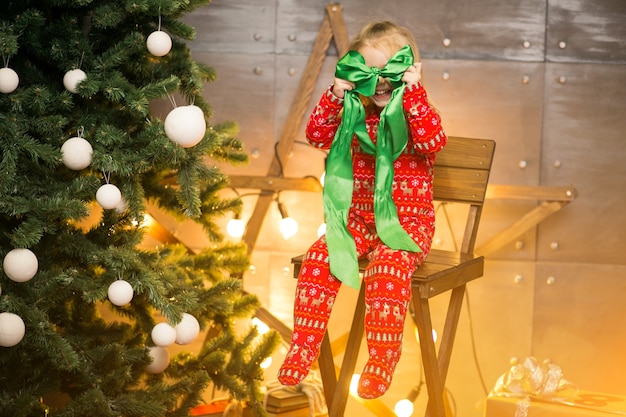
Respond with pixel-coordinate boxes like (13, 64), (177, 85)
(0, 1), (279, 416)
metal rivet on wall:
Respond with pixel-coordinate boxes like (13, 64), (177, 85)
(518, 160), (527, 169)
(253, 33), (262, 41)
(515, 240), (525, 250)
(442, 37), (451, 47)
(558, 41), (567, 49)
(553, 160), (562, 168)
(558, 75), (567, 84)
(253, 66), (263, 75)
(287, 33), (297, 42)
(550, 241), (560, 251)
(514, 275), (524, 284)
(287, 67), (296, 76)
(249, 265), (257, 275)
(250, 148), (260, 159)
(546, 276), (556, 285)
(442, 71), (450, 80)
(522, 40), (531, 49)
(522, 75), (531, 84)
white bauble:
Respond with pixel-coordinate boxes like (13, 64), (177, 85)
(61, 136), (93, 170)
(175, 313), (200, 345)
(96, 184), (122, 210)
(164, 105), (206, 148)
(151, 322), (176, 347)
(3, 248), (38, 283)
(146, 31), (172, 57)
(63, 69), (87, 93)
(0, 312), (26, 347)
(0, 67), (19, 94)
(145, 346), (170, 374)
(107, 280), (134, 306)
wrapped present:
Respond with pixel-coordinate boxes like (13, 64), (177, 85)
(484, 356), (626, 417)
(190, 399), (253, 417)
(264, 371), (328, 417)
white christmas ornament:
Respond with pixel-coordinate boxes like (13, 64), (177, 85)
(107, 280), (134, 306)
(96, 183), (122, 210)
(0, 312), (26, 347)
(3, 248), (38, 283)
(63, 68), (87, 93)
(146, 31), (172, 57)
(164, 105), (206, 148)
(151, 322), (177, 347)
(61, 136), (93, 170)
(175, 313), (200, 345)
(0, 67), (19, 94)
(145, 346), (170, 374)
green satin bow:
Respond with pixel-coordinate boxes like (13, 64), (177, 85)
(323, 45), (421, 289)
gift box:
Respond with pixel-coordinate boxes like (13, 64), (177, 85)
(484, 391), (626, 417)
(485, 357), (626, 417)
(264, 373), (328, 417)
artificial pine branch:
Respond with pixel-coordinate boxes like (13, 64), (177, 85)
(0, 1), (278, 416)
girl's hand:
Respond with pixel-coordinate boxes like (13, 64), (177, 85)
(402, 62), (422, 86)
(331, 77), (355, 99)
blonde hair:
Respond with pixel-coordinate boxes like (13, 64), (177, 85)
(349, 21), (421, 65)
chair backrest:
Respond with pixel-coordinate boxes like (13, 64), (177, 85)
(432, 136), (496, 255)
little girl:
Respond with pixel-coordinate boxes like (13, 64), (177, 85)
(278, 21), (447, 399)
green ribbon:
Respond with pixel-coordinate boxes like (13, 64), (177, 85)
(323, 45), (421, 289)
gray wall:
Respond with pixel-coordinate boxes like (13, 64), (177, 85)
(176, 1), (626, 415)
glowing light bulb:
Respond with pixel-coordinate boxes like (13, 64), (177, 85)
(394, 399), (414, 417)
(279, 217), (298, 240)
(349, 374), (360, 395)
(260, 356), (273, 369)
(227, 217), (245, 238)
(251, 317), (270, 334)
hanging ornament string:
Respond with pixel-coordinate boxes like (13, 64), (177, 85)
(102, 155), (113, 185)
(165, 88), (177, 109)
(323, 45), (420, 289)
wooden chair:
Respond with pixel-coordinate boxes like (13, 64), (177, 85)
(291, 136), (496, 417)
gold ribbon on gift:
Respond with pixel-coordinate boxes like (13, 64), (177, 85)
(489, 356), (626, 417)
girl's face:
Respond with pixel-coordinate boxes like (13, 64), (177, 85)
(359, 45), (394, 108)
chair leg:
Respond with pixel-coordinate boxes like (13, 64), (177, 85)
(413, 284), (468, 417)
(318, 332), (337, 410)
(412, 292), (446, 417)
(437, 285), (466, 383)
(328, 284), (367, 417)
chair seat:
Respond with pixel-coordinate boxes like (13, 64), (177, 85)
(292, 248), (484, 299)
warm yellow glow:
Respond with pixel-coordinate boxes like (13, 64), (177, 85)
(226, 218), (245, 238)
(260, 356), (272, 369)
(317, 223), (326, 237)
(394, 399), (414, 417)
(279, 217), (298, 240)
(142, 214), (154, 229)
(251, 317), (270, 335)
(349, 374), (360, 395)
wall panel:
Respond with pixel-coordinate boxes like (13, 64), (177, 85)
(338, 0), (546, 61)
(533, 262), (626, 394)
(184, 0), (277, 54)
(539, 62), (626, 263)
(547, 0), (626, 63)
